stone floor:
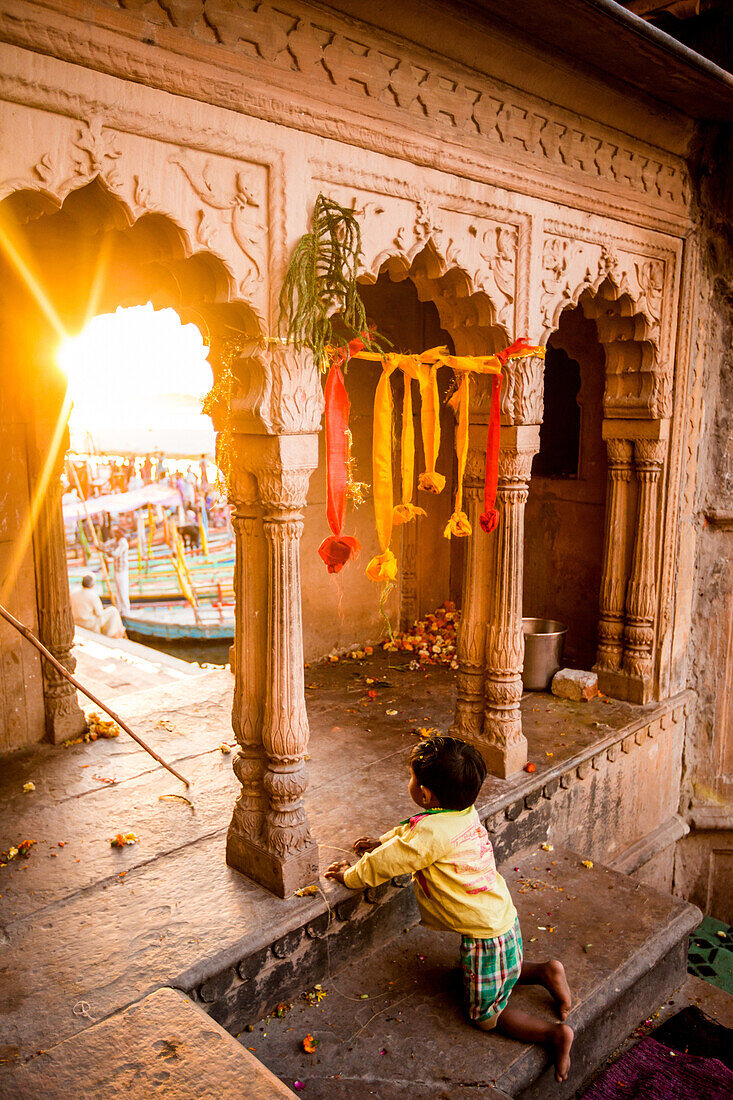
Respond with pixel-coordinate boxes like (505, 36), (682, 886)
(0, 647), (679, 1070)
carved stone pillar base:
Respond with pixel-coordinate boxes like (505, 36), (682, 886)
(478, 729), (528, 779)
(597, 668), (652, 706)
(226, 830), (319, 899)
(45, 689), (88, 744)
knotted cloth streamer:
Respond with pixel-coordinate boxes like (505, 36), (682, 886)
(480, 373), (502, 533)
(366, 357), (399, 583)
(415, 358), (446, 495)
(479, 338), (542, 533)
(318, 337), (366, 573)
(444, 373), (472, 539)
(393, 362), (426, 526)
(340, 339), (545, 582)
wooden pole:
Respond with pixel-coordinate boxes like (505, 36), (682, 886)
(0, 602), (190, 787)
(66, 460), (118, 610)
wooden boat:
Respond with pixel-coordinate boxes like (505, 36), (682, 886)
(68, 532), (235, 603)
(65, 478), (235, 641)
(122, 600), (235, 641)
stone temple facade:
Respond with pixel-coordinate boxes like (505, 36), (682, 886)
(0, 0), (731, 909)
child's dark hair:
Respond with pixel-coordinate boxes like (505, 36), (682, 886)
(409, 735), (486, 810)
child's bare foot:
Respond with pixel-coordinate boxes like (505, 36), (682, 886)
(551, 1022), (574, 1083)
(540, 960), (572, 1020)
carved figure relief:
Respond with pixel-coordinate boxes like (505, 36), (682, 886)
(170, 153), (267, 302)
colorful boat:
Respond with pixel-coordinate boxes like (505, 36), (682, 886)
(65, 481), (235, 641)
(122, 600), (235, 641)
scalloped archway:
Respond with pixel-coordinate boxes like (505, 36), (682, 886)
(530, 271), (666, 696)
(0, 176), (262, 750)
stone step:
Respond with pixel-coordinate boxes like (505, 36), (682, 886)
(3, 987), (296, 1100)
(236, 849), (701, 1099)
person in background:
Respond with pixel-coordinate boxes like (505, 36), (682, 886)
(142, 453), (152, 482)
(103, 527), (130, 614)
(179, 505), (200, 550)
(199, 453), (209, 492)
(70, 575), (125, 638)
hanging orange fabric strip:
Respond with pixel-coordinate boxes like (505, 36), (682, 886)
(444, 374), (472, 539)
(366, 359), (399, 582)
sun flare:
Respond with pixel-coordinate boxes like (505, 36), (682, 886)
(57, 303), (213, 454)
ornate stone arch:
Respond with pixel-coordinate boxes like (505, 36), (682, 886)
(539, 234), (669, 419)
(538, 231), (675, 704)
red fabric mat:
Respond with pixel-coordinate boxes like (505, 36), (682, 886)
(582, 1036), (733, 1099)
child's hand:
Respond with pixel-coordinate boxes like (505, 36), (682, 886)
(353, 836), (381, 856)
(325, 859), (351, 884)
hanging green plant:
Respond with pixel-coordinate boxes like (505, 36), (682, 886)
(278, 193), (386, 371)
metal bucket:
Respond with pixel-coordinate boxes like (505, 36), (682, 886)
(522, 618), (568, 691)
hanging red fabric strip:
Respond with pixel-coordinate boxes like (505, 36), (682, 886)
(320, 360), (360, 572)
(480, 373), (502, 534)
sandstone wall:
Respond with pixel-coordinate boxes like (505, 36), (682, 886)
(674, 124), (733, 921)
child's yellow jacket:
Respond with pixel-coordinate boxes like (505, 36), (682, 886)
(343, 806), (517, 938)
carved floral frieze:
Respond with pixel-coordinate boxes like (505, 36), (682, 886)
(80, 0), (689, 213)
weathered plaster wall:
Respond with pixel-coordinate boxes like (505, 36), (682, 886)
(674, 124), (733, 920)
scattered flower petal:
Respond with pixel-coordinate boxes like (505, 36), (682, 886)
(22, 782), (35, 793)
(110, 832), (138, 848)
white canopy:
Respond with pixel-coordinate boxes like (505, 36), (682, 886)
(63, 484), (182, 521)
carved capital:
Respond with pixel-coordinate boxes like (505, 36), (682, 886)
(268, 345), (324, 434)
(257, 467), (313, 517)
(500, 354), (544, 426)
(606, 438), (634, 471)
(634, 437), (666, 471)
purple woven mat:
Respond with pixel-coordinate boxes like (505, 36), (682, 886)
(582, 1036), (733, 1100)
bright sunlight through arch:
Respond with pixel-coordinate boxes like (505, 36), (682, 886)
(57, 303), (214, 456)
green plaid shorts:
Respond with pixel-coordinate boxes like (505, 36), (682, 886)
(460, 917), (523, 1026)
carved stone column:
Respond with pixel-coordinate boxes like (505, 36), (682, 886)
(594, 437), (633, 675)
(451, 432), (491, 742)
(225, 433), (319, 898)
(225, 445), (269, 863)
(28, 425), (86, 743)
(483, 425), (539, 778)
(622, 437), (666, 699)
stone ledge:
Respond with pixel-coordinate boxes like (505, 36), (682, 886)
(239, 849), (702, 1100)
(477, 689), (694, 825)
(0, 987), (295, 1099)
(609, 814), (689, 877)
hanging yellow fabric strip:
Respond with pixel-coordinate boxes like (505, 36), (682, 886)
(444, 373), (472, 539)
(366, 358), (399, 582)
(416, 361), (446, 494)
(393, 365), (426, 525)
